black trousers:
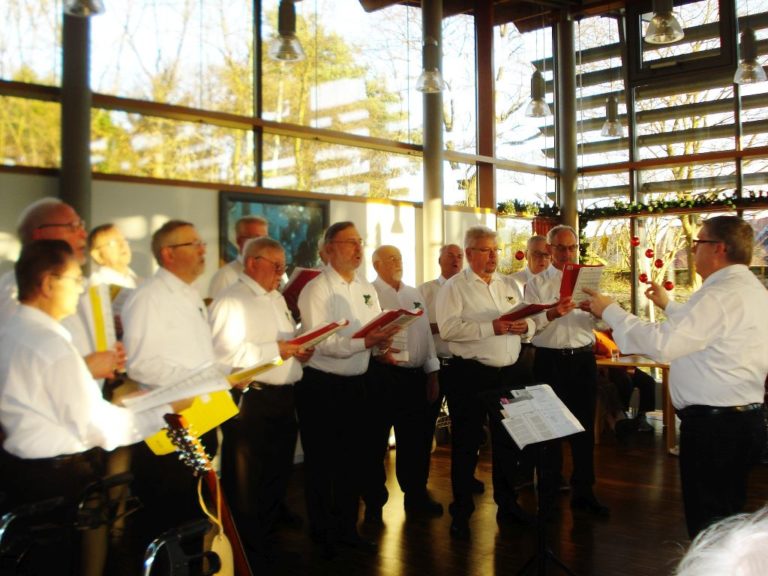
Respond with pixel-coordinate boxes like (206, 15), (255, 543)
(678, 407), (765, 538)
(362, 362), (436, 509)
(534, 347), (597, 496)
(220, 385), (297, 550)
(294, 367), (368, 542)
(0, 447), (105, 575)
(445, 358), (527, 520)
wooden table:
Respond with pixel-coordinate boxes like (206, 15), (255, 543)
(596, 354), (676, 454)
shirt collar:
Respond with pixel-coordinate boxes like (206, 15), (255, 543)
(373, 276), (400, 295)
(17, 304), (73, 342)
(326, 265), (361, 286)
(157, 267), (201, 301)
(237, 272), (269, 297)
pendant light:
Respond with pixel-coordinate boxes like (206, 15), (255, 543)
(601, 21), (624, 138)
(526, 27), (551, 118)
(268, 0), (306, 62)
(645, 0), (684, 45)
(64, 0), (105, 17)
(734, 27), (767, 84)
(416, 37), (446, 93)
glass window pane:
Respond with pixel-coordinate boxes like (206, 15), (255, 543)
(582, 217), (632, 310)
(445, 160), (477, 206)
(578, 172), (630, 206)
(497, 216), (535, 274)
(638, 161), (736, 197)
(495, 25), (554, 167)
(443, 14), (477, 154)
(91, 1), (254, 114)
(743, 155), (768, 193)
(640, 1), (722, 66)
(92, 110), (254, 185)
(262, 133), (422, 200)
(0, 0), (61, 86)
(496, 169), (556, 207)
(261, 1), (419, 144)
(1, 96), (60, 168)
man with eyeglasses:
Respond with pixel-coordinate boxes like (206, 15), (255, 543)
(525, 224), (609, 517)
(121, 219), (217, 556)
(363, 245), (443, 523)
(209, 215), (269, 300)
(586, 216), (768, 538)
(296, 221), (399, 557)
(208, 236), (313, 563)
(0, 240), (191, 575)
(88, 223), (140, 289)
(509, 235), (550, 295)
(0, 198), (125, 379)
(419, 244), (487, 494)
(436, 225), (535, 540)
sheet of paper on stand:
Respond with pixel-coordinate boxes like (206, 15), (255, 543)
(500, 384), (585, 450)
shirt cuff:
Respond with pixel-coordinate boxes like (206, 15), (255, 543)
(350, 337), (367, 354)
(479, 321), (495, 339)
(423, 357), (440, 374)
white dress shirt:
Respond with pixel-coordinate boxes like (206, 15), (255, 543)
(0, 270), (92, 355)
(525, 264), (596, 349)
(298, 266), (382, 376)
(90, 265), (140, 289)
(418, 276), (450, 358)
(603, 264), (768, 409)
(209, 273), (302, 385)
(123, 268), (216, 388)
(436, 268), (532, 368)
(0, 306), (169, 458)
(208, 258), (243, 300)
(373, 277), (439, 373)
(509, 267), (535, 296)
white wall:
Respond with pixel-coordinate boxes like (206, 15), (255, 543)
(0, 172), (495, 286)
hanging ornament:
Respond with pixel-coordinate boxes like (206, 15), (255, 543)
(630, 236), (640, 247)
(639, 273), (648, 283)
(645, 249), (655, 258)
(654, 258), (664, 269)
(515, 250), (525, 261)
(664, 280), (675, 290)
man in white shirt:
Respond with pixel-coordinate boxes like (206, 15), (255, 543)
(209, 237), (313, 557)
(0, 240), (185, 574)
(209, 215), (268, 300)
(419, 244), (484, 492)
(121, 220), (217, 548)
(586, 216), (768, 538)
(436, 226), (534, 540)
(364, 245), (442, 522)
(508, 235), (550, 294)
(296, 221), (399, 556)
(0, 198), (125, 379)
(526, 225), (608, 517)
(88, 223), (140, 289)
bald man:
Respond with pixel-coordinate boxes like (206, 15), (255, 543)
(209, 216), (269, 299)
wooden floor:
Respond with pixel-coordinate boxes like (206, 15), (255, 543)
(269, 420), (768, 576)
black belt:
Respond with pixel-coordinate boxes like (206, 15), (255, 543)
(388, 365), (422, 375)
(676, 403), (763, 419)
(536, 345), (593, 356)
(439, 357), (453, 368)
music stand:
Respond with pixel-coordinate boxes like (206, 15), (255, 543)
(515, 438), (577, 576)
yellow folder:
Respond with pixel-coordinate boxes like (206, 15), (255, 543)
(145, 390), (239, 455)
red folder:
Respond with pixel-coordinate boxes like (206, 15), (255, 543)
(281, 267), (322, 319)
(499, 303), (555, 322)
(289, 319), (349, 348)
(559, 263), (602, 299)
(352, 308), (424, 339)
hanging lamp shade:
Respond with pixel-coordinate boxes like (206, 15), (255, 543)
(64, 0), (105, 17)
(600, 95), (624, 137)
(268, 0), (306, 62)
(416, 37), (445, 93)
(734, 27), (767, 84)
(525, 69), (551, 117)
(645, 0), (684, 45)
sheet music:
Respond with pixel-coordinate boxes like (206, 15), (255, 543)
(571, 266), (603, 302)
(500, 384), (584, 449)
(121, 363), (231, 413)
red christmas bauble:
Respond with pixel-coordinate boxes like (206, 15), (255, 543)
(645, 248), (654, 258)
(654, 258), (664, 269)
(630, 236), (640, 247)
(639, 273), (648, 283)
(515, 250), (525, 261)
(664, 280), (675, 290)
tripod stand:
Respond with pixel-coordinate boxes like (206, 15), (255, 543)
(515, 439), (577, 576)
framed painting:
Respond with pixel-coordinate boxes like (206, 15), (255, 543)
(218, 192), (329, 273)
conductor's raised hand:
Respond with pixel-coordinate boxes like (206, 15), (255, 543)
(644, 281), (670, 310)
